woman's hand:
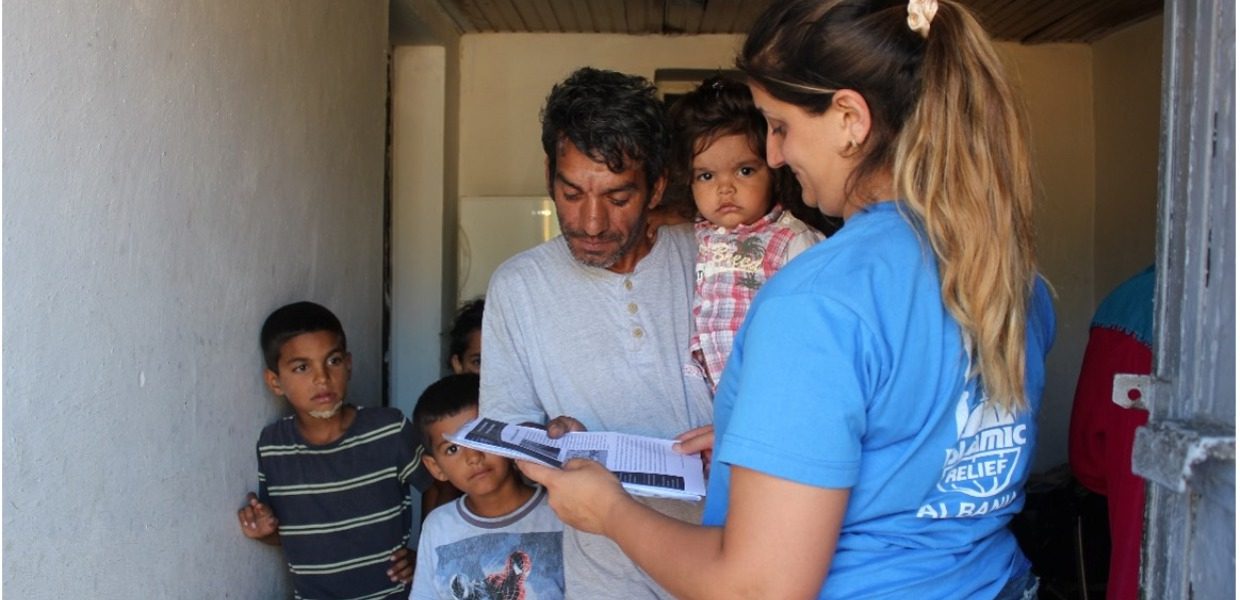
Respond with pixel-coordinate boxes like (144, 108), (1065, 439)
(517, 458), (632, 536)
(645, 205), (693, 241)
(675, 425), (715, 478)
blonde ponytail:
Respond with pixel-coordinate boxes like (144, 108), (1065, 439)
(893, 0), (1037, 412)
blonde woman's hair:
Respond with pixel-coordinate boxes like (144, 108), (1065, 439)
(739, 0), (1037, 412)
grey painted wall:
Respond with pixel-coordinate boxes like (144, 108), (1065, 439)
(3, 1), (389, 597)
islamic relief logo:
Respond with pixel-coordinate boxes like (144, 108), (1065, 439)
(935, 389), (1026, 498)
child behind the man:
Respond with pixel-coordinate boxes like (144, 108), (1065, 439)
(421, 297), (487, 519)
(410, 373), (564, 600)
(446, 298), (484, 376)
(672, 76), (824, 392)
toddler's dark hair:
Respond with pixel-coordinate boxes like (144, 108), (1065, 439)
(446, 297), (485, 369)
(669, 75), (768, 185)
(260, 301), (346, 372)
(413, 373), (480, 443)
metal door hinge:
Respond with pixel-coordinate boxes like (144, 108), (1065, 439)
(1112, 374), (1153, 410)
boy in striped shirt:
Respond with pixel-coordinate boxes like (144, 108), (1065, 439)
(237, 301), (431, 599)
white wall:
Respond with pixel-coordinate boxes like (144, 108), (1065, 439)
(1093, 17), (1163, 299)
(459, 34), (746, 197)
(390, 0), (466, 371)
(391, 46), (448, 418)
(3, 1), (389, 597)
(1000, 43), (1097, 469)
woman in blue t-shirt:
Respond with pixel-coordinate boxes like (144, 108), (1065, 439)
(520, 1), (1054, 598)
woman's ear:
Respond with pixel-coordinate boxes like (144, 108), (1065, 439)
(830, 90), (874, 148)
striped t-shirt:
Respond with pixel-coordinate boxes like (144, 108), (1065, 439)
(257, 406), (425, 600)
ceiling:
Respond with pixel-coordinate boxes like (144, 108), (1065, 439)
(405, 0), (1163, 44)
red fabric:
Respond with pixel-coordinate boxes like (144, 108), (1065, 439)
(1068, 326), (1152, 600)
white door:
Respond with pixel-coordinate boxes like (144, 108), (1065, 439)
(1132, 1), (1235, 597)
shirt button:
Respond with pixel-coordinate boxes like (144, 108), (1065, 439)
(633, 328), (644, 338)
(628, 303), (638, 314)
(624, 279), (633, 290)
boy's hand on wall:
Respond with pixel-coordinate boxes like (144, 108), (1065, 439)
(237, 492), (279, 541)
(387, 547), (414, 583)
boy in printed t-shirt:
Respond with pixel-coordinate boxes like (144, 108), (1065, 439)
(410, 373), (564, 600)
(237, 301), (431, 599)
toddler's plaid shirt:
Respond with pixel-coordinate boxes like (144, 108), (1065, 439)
(690, 207), (823, 391)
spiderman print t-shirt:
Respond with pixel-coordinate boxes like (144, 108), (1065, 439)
(411, 485), (564, 600)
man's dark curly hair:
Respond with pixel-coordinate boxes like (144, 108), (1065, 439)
(541, 67), (671, 193)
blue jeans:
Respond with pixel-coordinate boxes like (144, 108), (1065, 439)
(993, 568), (1039, 600)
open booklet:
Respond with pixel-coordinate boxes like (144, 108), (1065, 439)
(445, 417), (706, 501)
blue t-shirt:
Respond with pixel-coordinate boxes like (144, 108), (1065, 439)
(703, 202), (1056, 599)
(1092, 265), (1155, 347)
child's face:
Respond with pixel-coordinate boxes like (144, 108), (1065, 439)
(450, 330), (482, 375)
(264, 330), (351, 420)
(422, 406), (515, 497)
(691, 133), (773, 230)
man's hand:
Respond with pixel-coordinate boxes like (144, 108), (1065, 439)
(237, 492), (279, 542)
(675, 425), (715, 479)
(545, 415), (587, 439)
(645, 204), (693, 241)
(517, 458), (631, 536)
(387, 547), (414, 583)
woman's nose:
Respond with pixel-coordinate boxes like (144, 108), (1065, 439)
(766, 134), (786, 168)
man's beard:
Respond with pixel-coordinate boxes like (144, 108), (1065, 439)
(560, 210), (648, 269)
(308, 401), (344, 419)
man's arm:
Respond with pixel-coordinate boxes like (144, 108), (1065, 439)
(478, 269), (546, 425)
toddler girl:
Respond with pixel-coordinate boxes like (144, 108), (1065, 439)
(671, 76), (824, 392)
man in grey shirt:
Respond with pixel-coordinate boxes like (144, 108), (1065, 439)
(479, 67), (713, 599)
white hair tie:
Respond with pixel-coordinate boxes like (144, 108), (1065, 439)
(907, 0), (938, 38)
